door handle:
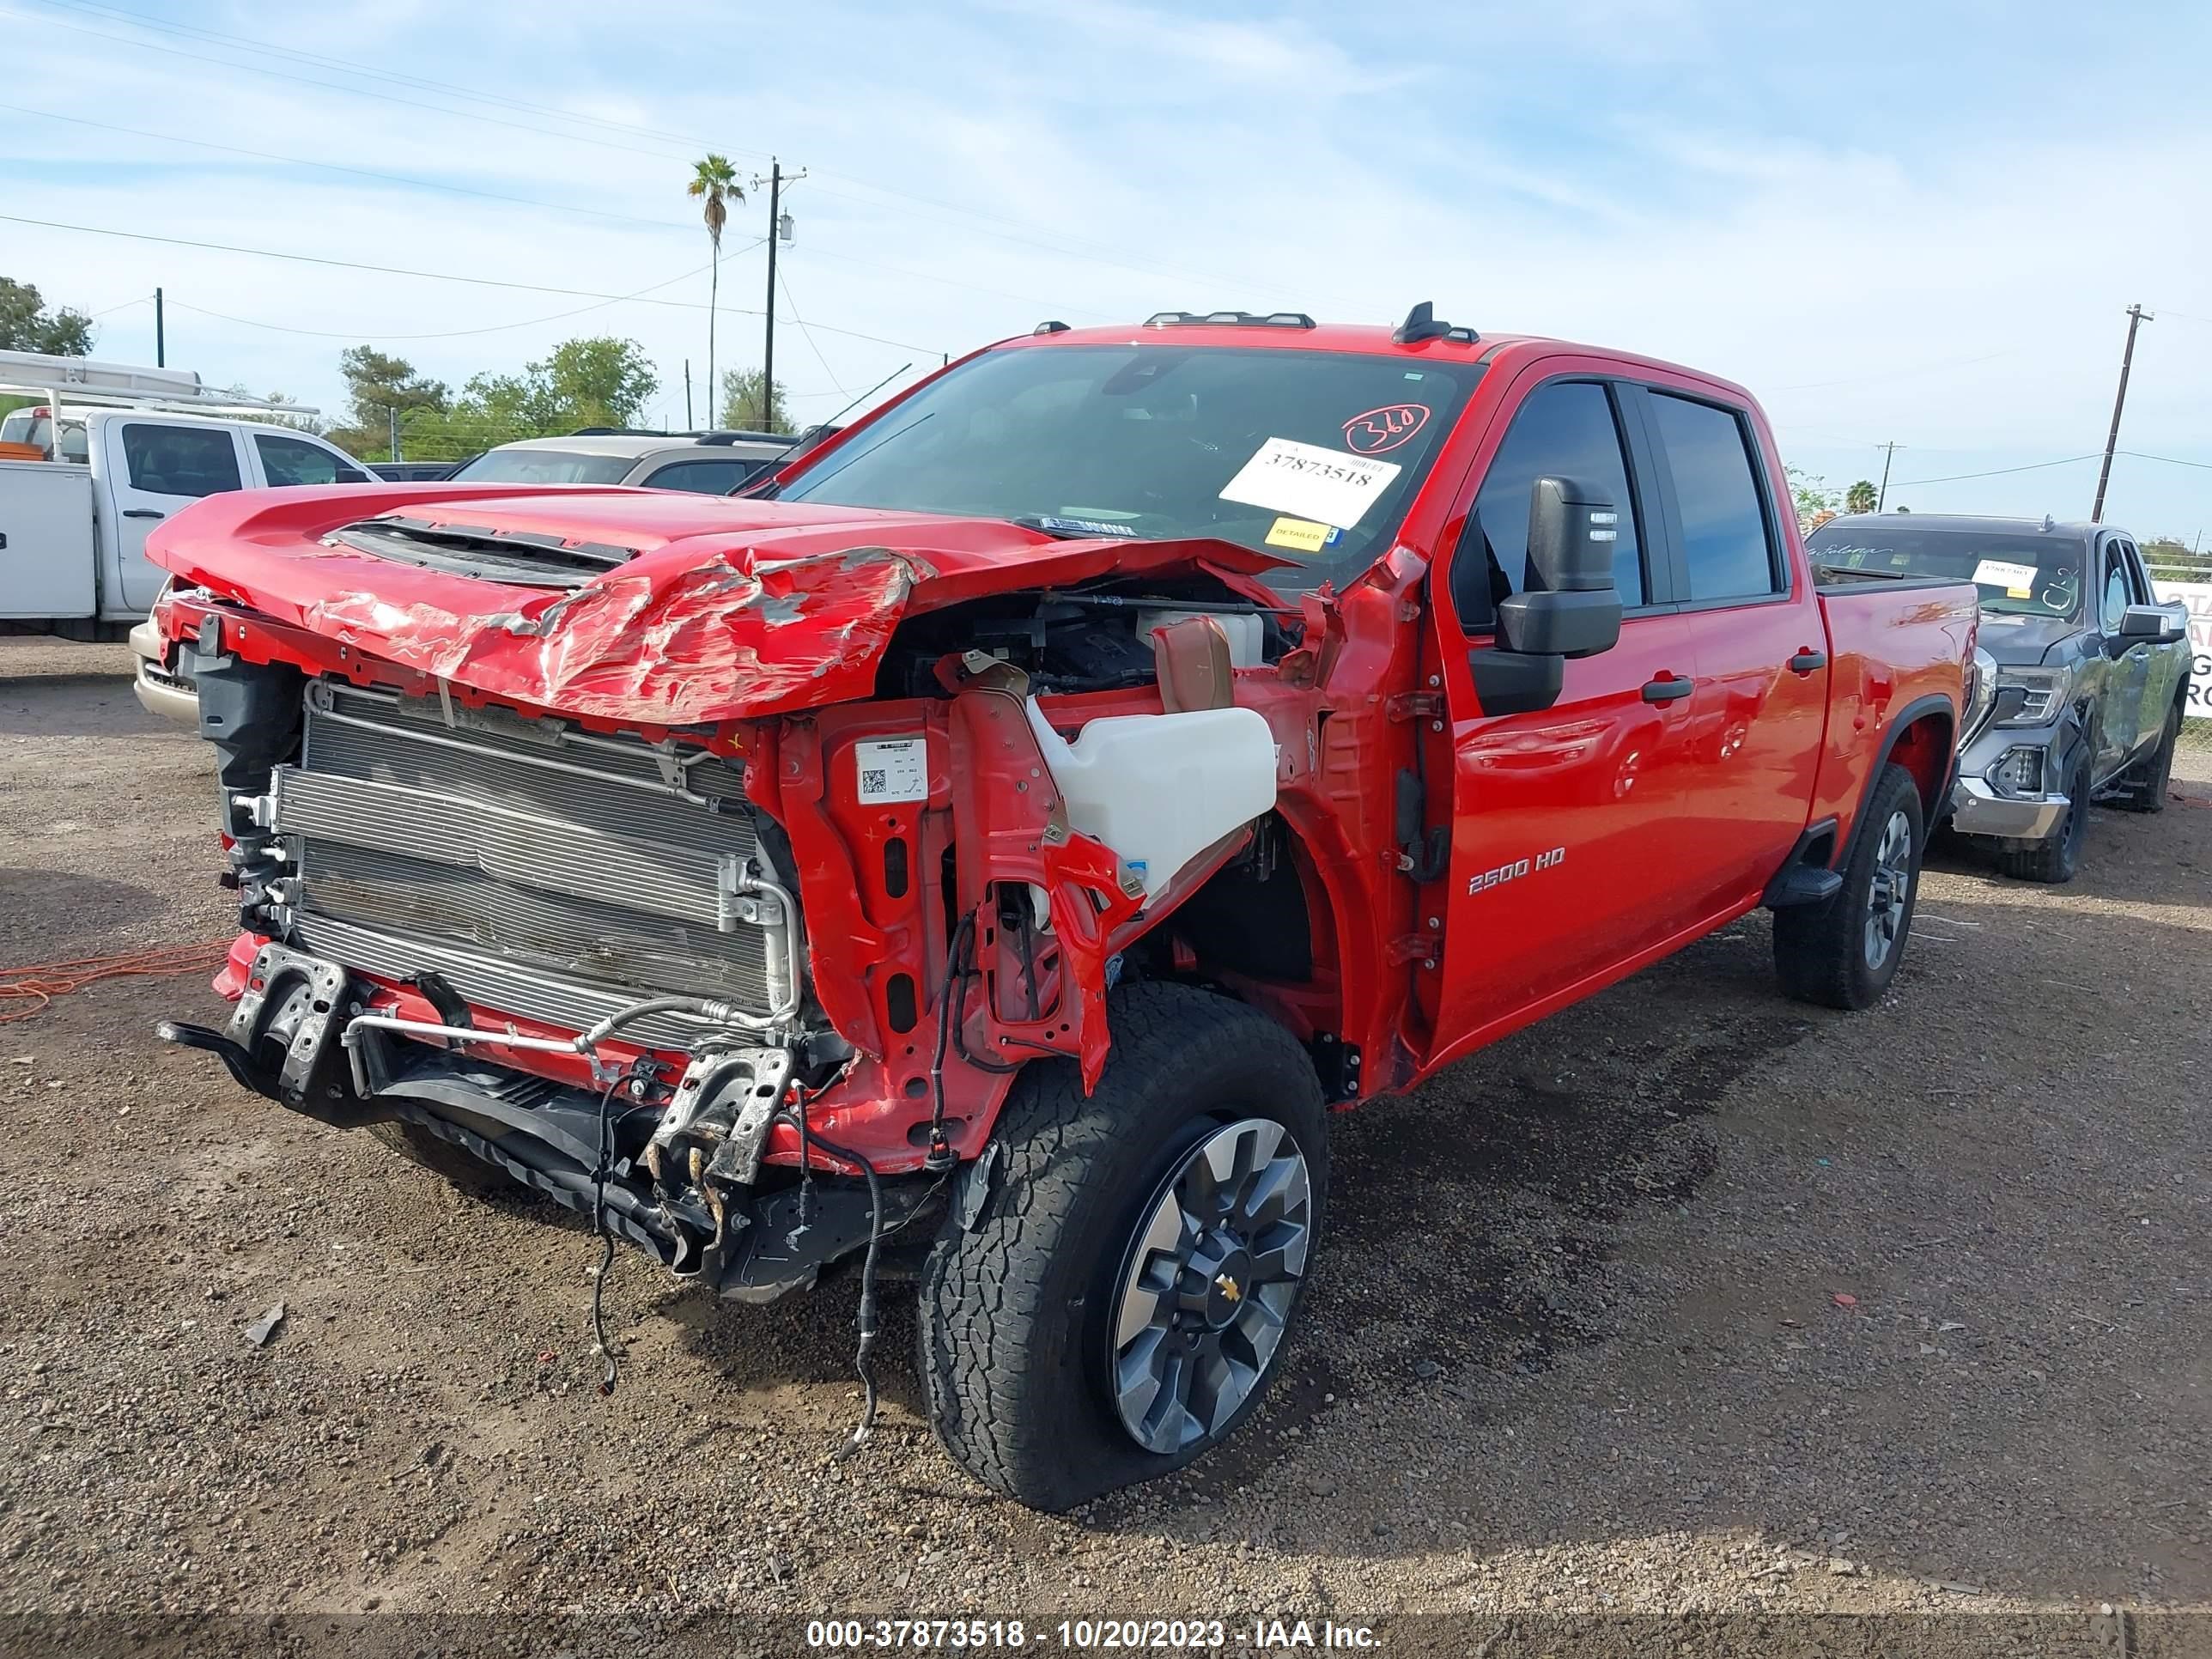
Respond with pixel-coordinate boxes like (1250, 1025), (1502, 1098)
(122, 508), (165, 520)
(1641, 675), (1694, 704)
(1788, 648), (1828, 673)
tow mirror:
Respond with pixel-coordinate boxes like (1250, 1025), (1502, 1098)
(2118, 603), (2185, 647)
(1470, 477), (1625, 715)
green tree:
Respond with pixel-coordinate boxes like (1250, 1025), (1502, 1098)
(1845, 479), (1877, 515)
(0, 276), (94, 355)
(718, 368), (792, 433)
(539, 337), (658, 428)
(1785, 465), (1839, 531)
(396, 337), (659, 459)
(327, 346), (450, 458)
(220, 385), (326, 435)
(687, 155), (744, 417)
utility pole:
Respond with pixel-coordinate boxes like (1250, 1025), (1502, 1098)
(387, 405), (400, 463)
(154, 287), (164, 367)
(2092, 303), (2153, 523)
(684, 359), (693, 430)
(762, 161), (779, 431)
(1875, 441), (1903, 512)
(759, 160), (803, 431)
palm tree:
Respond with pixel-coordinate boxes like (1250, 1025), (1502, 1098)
(687, 155), (744, 425)
(1845, 479), (1878, 515)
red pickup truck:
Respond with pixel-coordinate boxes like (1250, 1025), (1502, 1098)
(149, 306), (1977, 1511)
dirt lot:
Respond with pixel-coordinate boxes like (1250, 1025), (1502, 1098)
(3, 635), (2210, 1646)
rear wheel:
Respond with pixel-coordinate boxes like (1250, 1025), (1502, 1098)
(1995, 750), (2090, 883)
(2111, 702), (2181, 814)
(368, 1119), (516, 1199)
(1774, 763), (1925, 1011)
(918, 983), (1327, 1512)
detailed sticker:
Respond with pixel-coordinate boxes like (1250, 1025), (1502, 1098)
(1342, 403), (1431, 455)
(1218, 437), (1402, 531)
(1972, 557), (2039, 599)
(1265, 516), (1332, 553)
(855, 737), (929, 805)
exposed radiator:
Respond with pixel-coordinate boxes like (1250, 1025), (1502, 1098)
(264, 680), (798, 1040)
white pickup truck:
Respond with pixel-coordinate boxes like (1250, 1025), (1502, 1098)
(0, 408), (373, 635)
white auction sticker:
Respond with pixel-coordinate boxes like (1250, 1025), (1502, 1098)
(1218, 437), (1402, 531)
(1972, 557), (2040, 597)
(855, 737), (929, 805)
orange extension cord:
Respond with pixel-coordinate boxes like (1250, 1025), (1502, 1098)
(0, 942), (232, 1025)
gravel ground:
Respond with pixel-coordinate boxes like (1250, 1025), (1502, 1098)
(3, 635), (2209, 1650)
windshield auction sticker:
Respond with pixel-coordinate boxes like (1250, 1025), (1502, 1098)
(1972, 557), (2039, 599)
(1219, 437), (1402, 532)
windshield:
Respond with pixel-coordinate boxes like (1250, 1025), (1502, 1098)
(447, 448), (636, 486)
(774, 343), (1483, 588)
(1805, 522), (2087, 618)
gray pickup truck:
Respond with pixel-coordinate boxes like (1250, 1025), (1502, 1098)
(1806, 513), (2193, 882)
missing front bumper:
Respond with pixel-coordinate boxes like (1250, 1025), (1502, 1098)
(157, 943), (927, 1300)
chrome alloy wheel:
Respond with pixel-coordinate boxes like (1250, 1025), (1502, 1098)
(1108, 1117), (1313, 1455)
(1864, 807), (1914, 969)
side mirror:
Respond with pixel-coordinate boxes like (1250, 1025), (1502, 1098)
(1470, 477), (1624, 715)
(2118, 603), (2185, 647)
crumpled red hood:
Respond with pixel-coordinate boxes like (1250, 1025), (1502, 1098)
(149, 483), (1285, 724)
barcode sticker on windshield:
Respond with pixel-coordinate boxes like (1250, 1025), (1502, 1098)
(1972, 558), (2039, 599)
(855, 738), (928, 805)
(1219, 437), (1401, 531)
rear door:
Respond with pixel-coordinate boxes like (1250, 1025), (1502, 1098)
(1430, 372), (1704, 1052)
(1637, 386), (1831, 920)
(100, 419), (248, 611)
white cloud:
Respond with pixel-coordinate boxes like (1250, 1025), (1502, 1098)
(5, 0), (2209, 527)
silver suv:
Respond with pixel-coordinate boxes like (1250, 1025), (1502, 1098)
(444, 428), (794, 494)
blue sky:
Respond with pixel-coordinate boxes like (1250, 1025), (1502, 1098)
(6, 0), (2210, 541)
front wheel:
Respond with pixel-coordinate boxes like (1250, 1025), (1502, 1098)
(1774, 762), (1926, 1011)
(1995, 751), (2090, 883)
(918, 983), (1328, 1512)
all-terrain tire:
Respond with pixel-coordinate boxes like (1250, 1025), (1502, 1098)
(368, 1120), (516, 1198)
(2110, 701), (2182, 814)
(1774, 762), (1926, 1011)
(1994, 750), (2091, 883)
(918, 982), (1328, 1512)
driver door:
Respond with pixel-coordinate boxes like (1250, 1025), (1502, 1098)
(1428, 373), (1704, 1062)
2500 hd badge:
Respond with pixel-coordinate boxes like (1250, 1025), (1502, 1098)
(1468, 845), (1565, 895)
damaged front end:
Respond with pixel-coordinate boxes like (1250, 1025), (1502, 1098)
(149, 490), (1306, 1306)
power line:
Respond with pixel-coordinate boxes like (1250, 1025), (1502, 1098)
(33, 0), (741, 161)
(164, 253), (756, 342)
(1889, 454), (2101, 488)
(0, 212), (946, 355)
(777, 267), (848, 394)
(0, 102), (694, 232)
(2122, 449), (2212, 471)
(10, 0), (1355, 313)
(1, 4), (692, 163)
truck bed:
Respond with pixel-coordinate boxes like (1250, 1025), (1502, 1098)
(1807, 576), (1982, 848)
